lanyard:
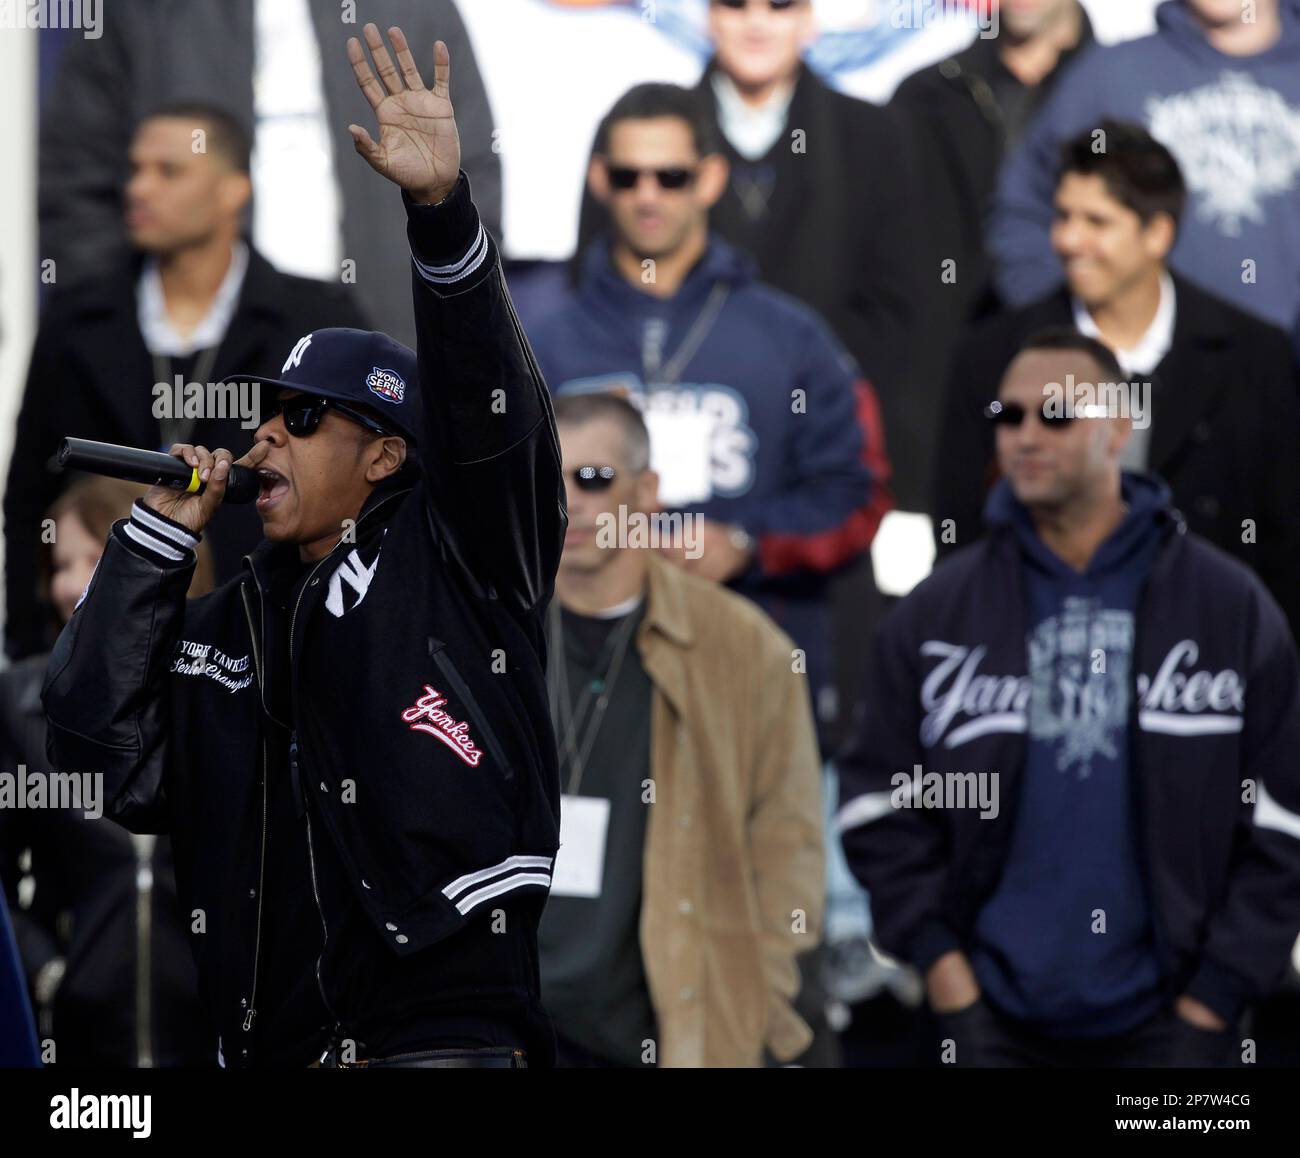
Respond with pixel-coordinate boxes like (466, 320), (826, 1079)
(546, 599), (640, 796)
(641, 283), (731, 387)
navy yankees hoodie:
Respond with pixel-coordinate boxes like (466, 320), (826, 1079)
(971, 474), (1168, 1036)
(838, 471), (1300, 1027)
(528, 236), (891, 732)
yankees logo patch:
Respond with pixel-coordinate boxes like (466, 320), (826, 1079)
(282, 333), (313, 373)
(325, 541), (383, 617)
(401, 685), (485, 767)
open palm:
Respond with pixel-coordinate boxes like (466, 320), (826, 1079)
(347, 24), (461, 205)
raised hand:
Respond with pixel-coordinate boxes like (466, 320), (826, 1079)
(346, 24), (461, 205)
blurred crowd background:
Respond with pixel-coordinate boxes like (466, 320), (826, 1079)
(3, 0), (1300, 1068)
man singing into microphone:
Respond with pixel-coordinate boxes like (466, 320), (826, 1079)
(43, 26), (565, 1069)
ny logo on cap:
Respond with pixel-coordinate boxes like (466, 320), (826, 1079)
(283, 334), (313, 374)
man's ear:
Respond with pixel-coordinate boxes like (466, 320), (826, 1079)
(589, 154), (612, 205)
(636, 468), (662, 513)
(365, 435), (407, 483)
(1143, 211), (1177, 263)
(221, 171), (253, 219)
(695, 153), (730, 211)
(1108, 416), (1133, 460)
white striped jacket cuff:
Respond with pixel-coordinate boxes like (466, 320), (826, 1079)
(411, 222), (490, 289)
(442, 853), (553, 917)
(119, 499), (200, 566)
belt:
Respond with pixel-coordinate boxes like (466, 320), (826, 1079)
(315, 1046), (527, 1069)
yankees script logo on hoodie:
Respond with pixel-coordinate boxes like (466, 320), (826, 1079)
(920, 636), (1244, 752)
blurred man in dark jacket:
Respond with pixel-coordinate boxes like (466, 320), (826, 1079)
(932, 122), (1300, 640)
(38, 0), (498, 350)
(891, 0), (1093, 363)
(6, 102), (365, 660)
(692, 0), (922, 764)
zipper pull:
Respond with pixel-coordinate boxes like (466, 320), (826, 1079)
(243, 1007), (256, 1031)
(290, 731), (306, 820)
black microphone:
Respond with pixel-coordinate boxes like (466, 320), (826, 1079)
(51, 438), (260, 505)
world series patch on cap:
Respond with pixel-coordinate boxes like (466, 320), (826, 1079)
(225, 328), (424, 446)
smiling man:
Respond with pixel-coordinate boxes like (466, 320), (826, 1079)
(932, 121), (1300, 640)
(43, 25), (566, 1069)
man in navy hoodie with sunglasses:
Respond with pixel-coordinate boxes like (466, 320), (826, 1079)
(528, 82), (891, 753)
(839, 328), (1300, 1067)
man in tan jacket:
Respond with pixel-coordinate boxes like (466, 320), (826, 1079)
(538, 392), (825, 1068)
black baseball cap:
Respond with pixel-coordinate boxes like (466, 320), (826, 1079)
(228, 328), (423, 445)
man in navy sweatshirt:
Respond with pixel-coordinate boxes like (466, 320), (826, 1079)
(990, 0), (1300, 332)
(840, 328), (1300, 1067)
(527, 83), (890, 750)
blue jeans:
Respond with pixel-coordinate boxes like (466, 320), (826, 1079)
(823, 763), (872, 944)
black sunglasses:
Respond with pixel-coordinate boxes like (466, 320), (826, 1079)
(984, 400), (1077, 429)
(569, 465), (617, 492)
(606, 166), (696, 192)
(265, 394), (393, 439)
(714, 0), (801, 10)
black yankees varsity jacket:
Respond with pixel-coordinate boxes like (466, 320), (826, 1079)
(42, 175), (567, 1066)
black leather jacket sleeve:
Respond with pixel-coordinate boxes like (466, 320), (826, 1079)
(41, 509), (198, 835)
(403, 174), (567, 618)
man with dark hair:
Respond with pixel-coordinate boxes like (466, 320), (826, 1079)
(932, 121), (1300, 640)
(43, 25), (565, 1070)
(591, 83), (718, 158)
(536, 390), (823, 1068)
(990, 0), (1300, 331)
(1056, 119), (1188, 227)
(5, 102), (366, 661)
(530, 81), (891, 756)
(145, 100), (255, 173)
(575, 1), (918, 507)
(37, 0), (500, 350)
(841, 332), (1300, 1068)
